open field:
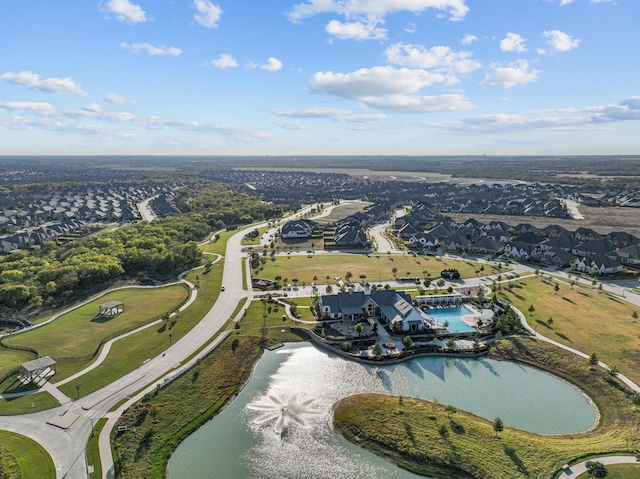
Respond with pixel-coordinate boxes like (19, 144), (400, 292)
(333, 338), (640, 479)
(0, 430), (55, 479)
(234, 166), (451, 182)
(496, 276), (640, 385)
(112, 336), (270, 479)
(313, 200), (372, 226)
(57, 262), (224, 398)
(2, 285), (188, 377)
(254, 252), (507, 285)
(450, 204), (640, 238)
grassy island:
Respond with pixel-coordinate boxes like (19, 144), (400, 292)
(333, 338), (640, 479)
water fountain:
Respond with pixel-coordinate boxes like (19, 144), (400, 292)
(247, 392), (320, 435)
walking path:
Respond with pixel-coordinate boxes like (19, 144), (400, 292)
(558, 455), (638, 478)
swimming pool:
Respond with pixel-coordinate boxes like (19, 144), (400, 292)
(427, 306), (475, 332)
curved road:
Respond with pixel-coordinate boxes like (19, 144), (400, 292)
(0, 226), (251, 479)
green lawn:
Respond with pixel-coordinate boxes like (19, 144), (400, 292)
(0, 345), (36, 382)
(58, 262), (225, 399)
(497, 276), (640, 385)
(2, 284), (188, 379)
(0, 390), (61, 414)
(0, 430), (55, 479)
(87, 418), (108, 479)
(254, 252), (506, 286)
(234, 297), (314, 343)
(576, 463), (640, 478)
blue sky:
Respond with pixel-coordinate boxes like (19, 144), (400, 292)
(1, 0), (638, 156)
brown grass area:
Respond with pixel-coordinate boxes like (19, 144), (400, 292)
(497, 277), (640, 385)
(450, 205), (640, 237)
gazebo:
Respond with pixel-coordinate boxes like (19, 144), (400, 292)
(99, 300), (124, 317)
(20, 356), (56, 383)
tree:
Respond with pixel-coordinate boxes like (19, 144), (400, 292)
(585, 460), (608, 478)
(632, 393), (640, 411)
(588, 352), (599, 366)
(372, 343), (383, 358)
(609, 364), (619, 377)
(528, 304), (535, 315)
(326, 284), (333, 294)
(402, 335), (413, 348)
(493, 417), (504, 438)
(446, 338), (456, 349)
(554, 283), (560, 293)
(392, 267), (398, 277)
(354, 322), (363, 338)
(633, 311), (639, 319)
(547, 317), (554, 326)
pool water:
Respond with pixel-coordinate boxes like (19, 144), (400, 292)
(427, 306), (475, 332)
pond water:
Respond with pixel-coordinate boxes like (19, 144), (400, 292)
(427, 306), (475, 332)
(168, 343), (597, 479)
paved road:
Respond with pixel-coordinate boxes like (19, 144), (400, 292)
(0, 226), (251, 479)
(558, 455), (638, 478)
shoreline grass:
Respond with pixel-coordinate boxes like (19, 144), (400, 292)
(112, 336), (270, 479)
(332, 338), (640, 479)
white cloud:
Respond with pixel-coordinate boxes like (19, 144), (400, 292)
(0, 101), (57, 117)
(404, 23), (417, 34)
(101, 0), (147, 24)
(193, 0), (223, 28)
(384, 43), (481, 75)
(479, 60), (540, 88)
(461, 34), (477, 45)
(120, 43), (182, 56)
(259, 57), (283, 72)
(275, 121), (307, 130)
(325, 20), (387, 40)
(84, 103), (102, 113)
(542, 30), (580, 52)
(431, 96), (640, 134)
(104, 92), (134, 104)
(65, 108), (136, 123)
(559, 0), (573, 5)
(288, 0), (470, 23)
(272, 107), (352, 118)
(500, 33), (527, 52)
(310, 66), (446, 99)
(208, 54), (238, 69)
(271, 107), (386, 122)
(0, 71), (88, 97)
(363, 94), (474, 113)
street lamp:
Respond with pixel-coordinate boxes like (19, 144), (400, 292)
(76, 384), (80, 399)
